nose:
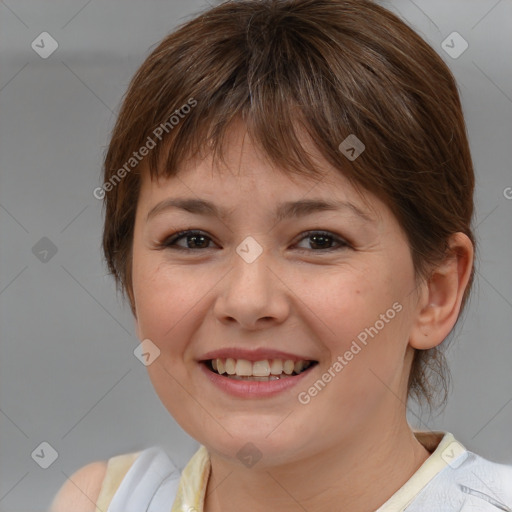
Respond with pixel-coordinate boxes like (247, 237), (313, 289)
(213, 245), (290, 331)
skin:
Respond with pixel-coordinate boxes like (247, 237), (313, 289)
(130, 124), (473, 512)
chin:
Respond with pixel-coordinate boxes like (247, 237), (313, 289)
(190, 418), (317, 469)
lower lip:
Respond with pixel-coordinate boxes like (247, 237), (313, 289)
(199, 362), (315, 398)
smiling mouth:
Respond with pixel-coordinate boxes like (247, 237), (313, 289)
(204, 358), (318, 381)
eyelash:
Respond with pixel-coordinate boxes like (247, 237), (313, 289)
(159, 229), (350, 253)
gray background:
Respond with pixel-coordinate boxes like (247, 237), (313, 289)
(0, 1), (511, 510)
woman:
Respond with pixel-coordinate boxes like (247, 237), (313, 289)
(51, 0), (512, 510)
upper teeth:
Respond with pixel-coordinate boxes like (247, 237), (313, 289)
(212, 358), (311, 377)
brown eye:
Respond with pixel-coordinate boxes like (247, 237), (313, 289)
(295, 231), (349, 252)
(162, 230), (216, 250)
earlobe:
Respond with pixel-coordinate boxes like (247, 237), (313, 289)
(409, 233), (474, 350)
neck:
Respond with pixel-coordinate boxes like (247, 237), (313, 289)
(203, 420), (431, 512)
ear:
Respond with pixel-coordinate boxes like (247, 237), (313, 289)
(409, 233), (474, 350)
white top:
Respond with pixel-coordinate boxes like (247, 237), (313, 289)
(99, 432), (512, 512)
(106, 447), (181, 512)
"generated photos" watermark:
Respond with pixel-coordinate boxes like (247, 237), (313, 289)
(298, 301), (403, 404)
(93, 98), (197, 200)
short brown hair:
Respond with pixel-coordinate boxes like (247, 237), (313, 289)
(101, 0), (475, 407)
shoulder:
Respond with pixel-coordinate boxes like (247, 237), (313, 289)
(49, 460), (108, 512)
(411, 450), (512, 511)
(106, 446), (183, 510)
(462, 452), (512, 497)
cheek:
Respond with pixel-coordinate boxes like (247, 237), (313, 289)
(303, 258), (414, 389)
(132, 254), (217, 356)
(134, 263), (187, 340)
(301, 261), (406, 347)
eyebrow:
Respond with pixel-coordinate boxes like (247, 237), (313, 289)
(146, 197), (373, 223)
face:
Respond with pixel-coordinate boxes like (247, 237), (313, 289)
(131, 126), (422, 468)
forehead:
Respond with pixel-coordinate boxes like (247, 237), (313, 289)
(139, 162), (377, 231)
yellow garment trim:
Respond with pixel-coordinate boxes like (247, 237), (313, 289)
(95, 451), (141, 512)
(171, 445), (210, 512)
(376, 431), (460, 512)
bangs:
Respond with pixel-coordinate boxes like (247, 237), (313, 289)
(149, 100), (330, 183)
(140, 40), (358, 185)
(109, 0), (437, 204)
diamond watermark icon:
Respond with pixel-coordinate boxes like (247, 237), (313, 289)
(236, 236), (263, 264)
(236, 442), (262, 468)
(31, 441), (59, 469)
(134, 338), (161, 366)
(338, 134), (365, 161)
(441, 440), (468, 469)
(31, 32), (59, 59)
(441, 32), (468, 59)
(32, 237), (58, 263)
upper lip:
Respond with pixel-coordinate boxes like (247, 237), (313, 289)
(199, 348), (317, 362)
